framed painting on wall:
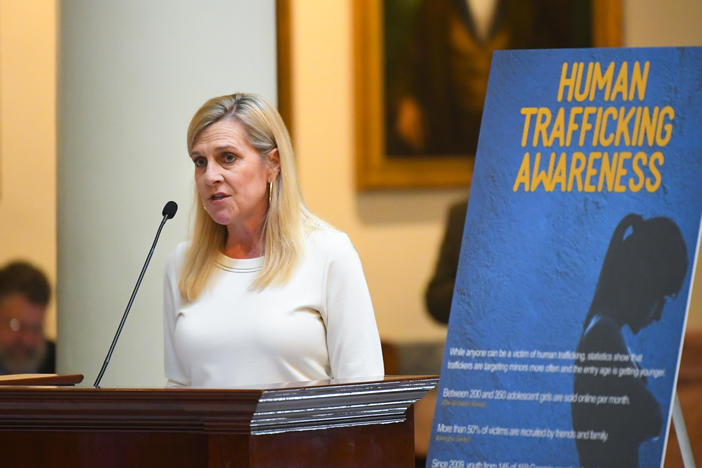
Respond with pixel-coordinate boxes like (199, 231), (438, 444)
(354, 0), (622, 189)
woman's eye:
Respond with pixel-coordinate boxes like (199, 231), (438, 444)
(193, 157), (206, 168)
(223, 153), (237, 163)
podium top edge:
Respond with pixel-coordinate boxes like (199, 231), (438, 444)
(0, 375), (438, 392)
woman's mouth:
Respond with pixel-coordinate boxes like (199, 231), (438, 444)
(208, 193), (230, 205)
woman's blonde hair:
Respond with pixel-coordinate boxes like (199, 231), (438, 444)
(178, 93), (316, 301)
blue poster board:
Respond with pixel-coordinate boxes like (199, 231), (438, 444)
(428, 47), (702, 468)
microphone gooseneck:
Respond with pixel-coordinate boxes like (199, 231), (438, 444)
(93, 201), (178, 388)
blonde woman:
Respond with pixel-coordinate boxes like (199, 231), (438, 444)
(164, 93), (384, 387)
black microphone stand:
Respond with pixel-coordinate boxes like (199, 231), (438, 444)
(94, 202), (177, 388)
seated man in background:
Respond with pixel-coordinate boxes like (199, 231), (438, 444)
(425, 199), (468, 324)
(0, 261), (55, 374)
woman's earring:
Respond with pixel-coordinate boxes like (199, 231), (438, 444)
(268, 181), (273, 205)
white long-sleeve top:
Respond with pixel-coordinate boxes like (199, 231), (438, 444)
(163, 227), (384, 387)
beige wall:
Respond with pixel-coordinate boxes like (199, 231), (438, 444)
(290, 0), (702, 341)
(624, 0), (702, 47)
(0, 0), (56, 339)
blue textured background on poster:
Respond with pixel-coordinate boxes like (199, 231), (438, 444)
(428, 47), (702, 466)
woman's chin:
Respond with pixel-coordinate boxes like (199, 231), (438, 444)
(207, 211), (233, 226)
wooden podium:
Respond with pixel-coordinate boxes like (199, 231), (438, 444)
(0, 375), (437, 468)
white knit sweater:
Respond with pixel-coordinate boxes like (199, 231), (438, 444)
(163, 227), (384, 387)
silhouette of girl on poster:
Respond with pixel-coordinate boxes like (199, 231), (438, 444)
(572, 214), (688, 467)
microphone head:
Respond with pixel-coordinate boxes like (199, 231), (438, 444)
(162, 201), (178, 219)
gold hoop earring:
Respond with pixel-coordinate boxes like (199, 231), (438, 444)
(268, 181), (273, 205)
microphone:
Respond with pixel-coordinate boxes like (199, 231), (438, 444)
(93, 201), (178, 388)
(162, 200), (177, 219)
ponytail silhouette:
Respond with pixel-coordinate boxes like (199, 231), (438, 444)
(573, 213), (688, 467)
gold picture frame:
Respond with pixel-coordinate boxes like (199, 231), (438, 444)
(353, 0), (622, 189)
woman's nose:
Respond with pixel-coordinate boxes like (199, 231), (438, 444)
(204, 163), (223, 184)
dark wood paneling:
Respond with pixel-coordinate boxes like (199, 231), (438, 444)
(276, 0), (294, 138)
(251, 410), (415, 468)
(2, 432), (207, 468)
